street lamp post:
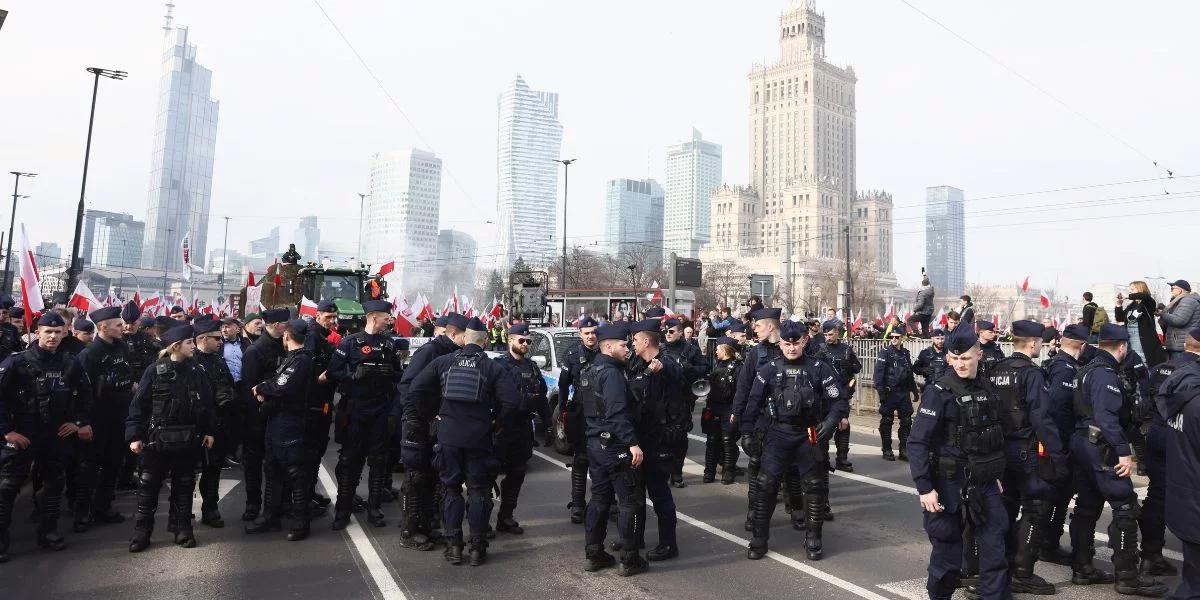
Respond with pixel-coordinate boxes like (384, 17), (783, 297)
(356, 193), (368, 265)
(5, 172), (36, 292)
(554, 158), (576, 290)
(67, 67), (126, 297)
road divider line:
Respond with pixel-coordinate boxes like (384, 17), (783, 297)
(318, 463), (408, 600)
(531, 450), (892, 600)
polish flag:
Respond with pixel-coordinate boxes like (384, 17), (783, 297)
(460, 295), (475, 318)
(377, 261), (395, 278)
(392, 295), (420, 336)
(414, 294), (435, 322)
(883, 302), (895, 322)
(247, 272), (256, 287)
(17, 225), (44, 330)
(67, 281), (101, 312)
(272, 259), (282, 287)
(851, 310), (863, 332)
(1039, 290), (1051, 309)
(646, 281), (663, 305)
(992, 313), (1003, 331)
(140, 293), (161, 313)
(935, 306), (948, 328)
(1020, 276), (1030, 293)
(299, 296), (319, 318)
(132, 287), (142, 308)
(487, 297), (503, 324)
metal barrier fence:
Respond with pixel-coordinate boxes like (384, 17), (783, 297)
(847, 338), (1028, 416)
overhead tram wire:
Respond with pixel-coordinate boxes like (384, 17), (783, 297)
(895, 0), (1169, 175)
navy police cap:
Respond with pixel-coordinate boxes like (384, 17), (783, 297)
(395, 338), (410, 351)
(286, 318), (309, 337)
(448, 313), (470, 331)
(629, 319), (660, 334)
(72, 317), (95, 333)
(975, 320), (995, 332)
(120, 300), (141, 323)
(90, 306), (122, 323)
(262, 308), (290, 324)
(1098, 323), (1130, 343)
(644, 307), (666, 319)
(821, 320), (842, 333)
(1010, 320), (1044, 338)
(0, 295), (13, 309)
(508, 322), (530, 335)
(160, 324), (194, 345)
(317, 300), (338, 313)
(663, 317), (681, 329)
(930, 328), (946, 338)
(596, 323), (628, 342)
(945, 326), (979, 354)
(465, 317), (486, 332)
(728, 321), (747, 333)
(193, 318), (222, 335)
(778, 320), (807, 342)
(715, 336), (738, 347)
(362, 300), (391, 315)
(137, 315), (155, 328)
(750, 307), (782, 321)
(154, 316), (176, 329)
(576, 316), (598, 329)
(434, 315), (450, 327)
(1062, 324), (1089, 341)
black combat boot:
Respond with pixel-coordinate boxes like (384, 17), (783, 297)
(365, 457), (387, 528)
(398, 472), (434, 550)
(128, 513), (154, 553)
(647, 543), (678, 561)
(804, 492), (825, 561)
(331, 458), (361, 531)
(172, 476), (197, 548)
(246, 474), (282, 535)
(444, 541), (464, 565)
(617, 549), (648, 577)
(880, 418), (895, 461)
(36, 478), (67, 551)
(467, 535), (488, 566)
(1010, 504), (1055, 595)
(287, 465), (312, 541)
(1115, 558), (1168, 597)
(746, 477), (771, 560)
(584, 543), (616, 571)
(496, 467), (526, 534)
(834, 428), (853, 472)
(1039, 501), (1072, 566)
(199, 474), (224, 528)
(568, 459), (587, 524)
(0, 477), (20, 562)
(702, 434), (720, 482)
(785, 475), (805, 531)
(897, 416), (911, 461)
(1140, 554), (1177, 577)
(721, 432), (740, 484)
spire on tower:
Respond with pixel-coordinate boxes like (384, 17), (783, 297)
(162, 2), (175, 37)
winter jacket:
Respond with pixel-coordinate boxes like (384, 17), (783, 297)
(1116, 292), (1167, 366)
(1160, 292), (1200, 352)
(913, 285), (935, 317)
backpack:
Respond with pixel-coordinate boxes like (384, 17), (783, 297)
(1091, 304), (1109, 334)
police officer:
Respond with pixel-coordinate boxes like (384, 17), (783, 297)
(910, 325), (1009, 600)
(1142, 330), (1197, 577)
(1070, 323), (1168, 596)
(246, 319), (316, 541)
(125, 309), (160, 378)
(1158, 328), (1200, 597)
(71, 318), (94, 348)
(0, 312), (94, 561)
(914, 328), (950, 392)
(977, 321), (1005, 379)
(395, 313), (464, 549)
(702, 337), (741, 484)
(239, 308), (289, 523)
(126, 324), (215, 552)
(817, 320), (861, 473)
(987, 319), (1065, 594)
(576, 322), (649, 576)
(304, 301), (339, 513)
(329, 300), (405, 531)
(727, 321), (750, 348)
(659, 317), (704, 489)
(558, 316), (600, 524)
(626, 318), (688, 560)
(731, 307), (784, 532)
(0, 296), (20, 362)
(191, 317), (237, 528)
(74, 306), (135, 532)
(408, 317), (521, 566)
(492, 322), (547, 534)
(741, 320), (845, 561)
(873, 324), (918, 461)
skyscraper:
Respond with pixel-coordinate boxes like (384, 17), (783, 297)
(496, 75), (562, 271)
(926, 185), (965, 297)
(294, 216), (320, 262)
(34, 242), (61, 263)
(364, 149), (442, 290)
(605, 178), (664, 267)
(664, 129), (722, 259)
(141, 26), (220, 272)
(90, 214), (145, 268)
(82, 209), (126, 266)
(249, 226), (280, 257)
(436, 229), (478, 295)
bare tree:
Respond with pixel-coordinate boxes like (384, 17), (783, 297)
(699, 260), (750, 311)
(814, 259), (884, 318)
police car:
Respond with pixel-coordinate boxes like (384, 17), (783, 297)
(485, 327), (579, 455)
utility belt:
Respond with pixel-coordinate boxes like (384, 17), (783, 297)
(932, 449), (1005, 485)
(146, 421), (199, 454)
(1086, 424), (1116, 465)
(1011, 433), (1065, 481)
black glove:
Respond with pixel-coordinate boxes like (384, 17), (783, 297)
(816, 417), (837, 445)
(740, 430), (763, 455)
(402, 420), (427, 447)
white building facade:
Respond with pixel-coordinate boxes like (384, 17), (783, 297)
(605, 178), (665, 267)
(364, 148), (442, 290)
(664, 129), (722, 259)
(496, 75), (563, 271)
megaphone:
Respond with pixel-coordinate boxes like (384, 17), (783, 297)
(691, 379), (711, 398)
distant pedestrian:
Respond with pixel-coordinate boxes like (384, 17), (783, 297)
(1116, 281), (1166, 366)
(1159, 279), (1200, 360)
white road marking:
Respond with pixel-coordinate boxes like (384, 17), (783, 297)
(189, 478), (240, 515)
(531, 449), (892, 600)
(685, 434), (1184, 563)
(317, 463), (408, 600)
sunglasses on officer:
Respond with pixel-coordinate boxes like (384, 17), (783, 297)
(512, 336), (530, 345)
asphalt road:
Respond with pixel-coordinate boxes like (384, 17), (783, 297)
(0, 416), (1186, 600)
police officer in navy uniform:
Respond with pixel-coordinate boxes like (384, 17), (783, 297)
(741, 319), (845, 561)
(408, 317), (520, 566)
(661, 317), (708, 489)
(328, 300), (404, 530)
(395, 313), (464, 549)
(238, 308), (288, 522)
(491, 322), (547, 535)
(246, 319), (316, 541)
(125, 309), (160, 379)
(75, 306), (135, 531)
(873, 324), (918, 461)
(188, 317), (237, 529)
(1158, 327), (1200, 598)
(702, 336), (742, 484)
(1069, 323), (1168, 597)
(914, 328), (950, 393)
(126, 324), (215, 552)
(0, 312), (94, 562)
(576, 322), (650, 576)
(908, 325), (1010, 600)
(1142, 331), (1198, 577)
(304, 300), (340, 513)
(625, 318), (688, 561)
(977, 321), (1005, 379)
(817, 320), (861, 472)
(986, 319), (1065, 594)
(558, 316), (599, 524)
(731, 307), (784, 532)
(1039, 324), (1099, 570)
(0, 296), (20, 362)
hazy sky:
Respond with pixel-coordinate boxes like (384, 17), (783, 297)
(1, 1), (1197, 301)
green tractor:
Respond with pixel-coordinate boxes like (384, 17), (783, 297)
(239, 260), (375, 334)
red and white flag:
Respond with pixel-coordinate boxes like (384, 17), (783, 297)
(935, 306), (948, 328)
(883, 303), (895, 322)
(247, 272), (256, 287)
(377, 261), (395, 278)
(646, 281), (663, 306)
(487, 297), (503, 325)
(851, 310), (863, 332)
(140, 293), (161, 313)
(992, 313), (1002, 331)
(392, 294), (420, 336)
(132, 287), (142, 308)
(180, 232), (203, 281)
(1039, 290), (1051, 309)
(460, 294), (475, 318)
(1020, 276), (1030, 293)
(17, 224), (44, 329)
(272, 258), (282, 287)
(414, 294), (434, 322)
(67, 282), (101, 313)
(299, 296), (319, 318)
